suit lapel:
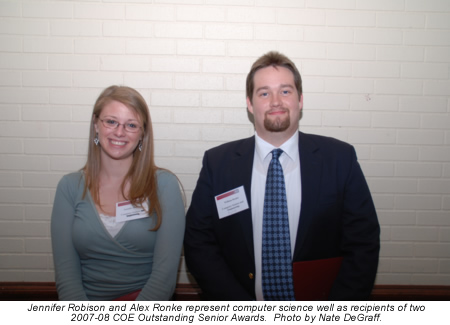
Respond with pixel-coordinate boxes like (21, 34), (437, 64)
(293, 132), (322, 260)
(230, 136), (256, 260)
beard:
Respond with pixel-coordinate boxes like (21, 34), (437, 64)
(264, 110), (290, 132)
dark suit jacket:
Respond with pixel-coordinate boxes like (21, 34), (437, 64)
(184, 132), (380, 301)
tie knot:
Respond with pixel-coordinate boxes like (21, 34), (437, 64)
(271, 148), (283, 160)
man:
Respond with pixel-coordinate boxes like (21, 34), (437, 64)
(184, 51), (380, 301)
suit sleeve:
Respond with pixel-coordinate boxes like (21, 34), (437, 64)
(184, 152), (254, 300)
(329, 147), (380, 300)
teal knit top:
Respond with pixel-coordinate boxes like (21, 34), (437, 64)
(51, 170), (185, 301)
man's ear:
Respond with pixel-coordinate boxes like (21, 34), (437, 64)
(246, 97), (253, 114)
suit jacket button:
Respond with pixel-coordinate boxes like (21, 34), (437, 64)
(249, 273), (254, 279)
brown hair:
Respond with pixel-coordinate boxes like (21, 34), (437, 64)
(82, 85), (163, 230)
(246, 51), (302, 103)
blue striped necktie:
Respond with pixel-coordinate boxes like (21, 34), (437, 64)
(262, 148), (295, 300)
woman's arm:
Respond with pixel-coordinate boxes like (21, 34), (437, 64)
(136, 171), (185, 301)
(51, 174), (89, 301)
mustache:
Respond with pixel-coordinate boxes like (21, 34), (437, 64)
(265, 107), (289, 115)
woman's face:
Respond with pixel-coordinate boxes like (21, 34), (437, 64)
(94, 100), (143, 163)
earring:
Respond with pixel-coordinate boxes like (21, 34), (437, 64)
(94, 133), (99, 146)
(138, 141), (142, 152)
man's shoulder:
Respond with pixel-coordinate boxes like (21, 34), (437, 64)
(300, 132), (353, 151)
(205, 136), (255, 157)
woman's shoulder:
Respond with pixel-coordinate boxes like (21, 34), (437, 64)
(57, 171), (84, 189)
(155, 168), (178, 185)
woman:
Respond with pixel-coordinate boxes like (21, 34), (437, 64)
(51, 85), (185, 301)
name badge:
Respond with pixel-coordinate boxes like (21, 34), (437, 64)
(215, 186), (249, 219)
(116, 200), (149, 223)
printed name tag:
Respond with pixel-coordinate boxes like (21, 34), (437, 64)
(116, 200), (149, 223)
(215, 186), (249, 219)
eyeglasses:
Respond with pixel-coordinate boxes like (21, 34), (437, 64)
(99, 119), (141, 133)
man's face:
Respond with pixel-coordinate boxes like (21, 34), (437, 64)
(247, 65), (303, 144)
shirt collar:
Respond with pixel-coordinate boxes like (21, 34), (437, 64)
(255, 131), (299, 163)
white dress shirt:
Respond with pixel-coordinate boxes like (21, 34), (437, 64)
(251, 131), (302, 301)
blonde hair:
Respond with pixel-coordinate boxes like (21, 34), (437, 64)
(82, 85), (162, 230)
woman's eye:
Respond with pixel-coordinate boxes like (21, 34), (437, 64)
(106, 119), (118, 125)
(127, 123), (138, 129)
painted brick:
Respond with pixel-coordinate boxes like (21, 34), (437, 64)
(203, 58), (251, 74)
(417, 212), (450, 226)
(176, 6), (225, 22)
(49, 55), (99, 71)
(202, 92), (245, 108)
(206, 24), (253, 40)
(371, 146), (419, 161)
(400, 96), (447, 113)
(395, 163), (442, 177)
(351, 95), (399, 112)
(51, 21), (102, 37)
(173, 108), (222, 124)
(175, 75), (223, 90)
(0, 172), (22, 187)
(390, 259), (438, 273)
(375, 79), (423, 95)
(305, 27), (353, 43)
(372, 113), (420, 128)
(404, 30), (450, 46)
(327, 44), (375, 61)
(0, 1), (21, 17)
(0, 36), (23, 53)
(227, 7), (276, 23)
(402, 63), (448, 80)
(0, 19), (48, 36)
(0, 190), (49, 204)
(255, 25), (303, 41)
(75, 3), (125, 20)
(23, 71), (72, 88)
(124, 73), (172, 90)
(22, 105), (72, 122)
(0, 88), (49, 105)
(376, 13), (425, 28)
(103, 21), (153, 38)
(356, 0), (405, 11)
(151, 57), (200, 73)
(25, 206), (53, 221)
(25, 239), (52, 254)
(0, 239), (23, 253)
(327, 11), (375, 27)
(0, 156), (49, 171)
(391, 227), (439, 242)
(75, 39), (126, 55)
(23, 2), (73, 18)
(376, 46), (424, 62)
(154, 23), (203, 38)
(73, 72), (124, 88)
(24, 37), (73, 54)
(1, 0), (450, 287)
(406, 0), (450, 12)
(126, 5), (174, 21)
(0, 139), (22, 154)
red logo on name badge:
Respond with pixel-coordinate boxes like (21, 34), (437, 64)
(217, 189), (239, 200)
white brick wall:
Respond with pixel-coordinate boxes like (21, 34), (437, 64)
(0, 0), (449, 287)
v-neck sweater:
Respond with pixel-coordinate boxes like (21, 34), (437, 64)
(51, 170), (185, 301)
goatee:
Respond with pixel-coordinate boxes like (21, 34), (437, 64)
(264, 111), (290, 132)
